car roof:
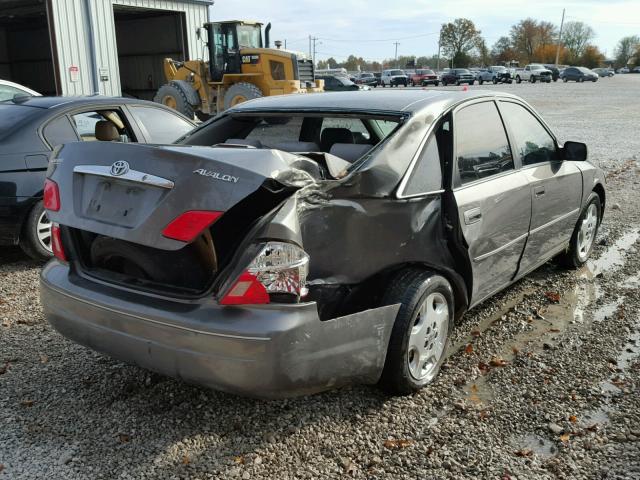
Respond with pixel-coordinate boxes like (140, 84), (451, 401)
(229, 90), (522, 115)
(2, 95), (168, 110)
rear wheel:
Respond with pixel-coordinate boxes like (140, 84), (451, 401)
(516, 75), (522, 84)
(492, 77), (498, 84)
(579, 77), (584, 83)
(557, 192), (601, 268)
(379, 269), (454, 395)
(479, 79), (484, 85)
(20, 200), (52, 261)
(531, 75), (537, 83)
(563, 77), (568, 82)
(223, 82), (263, 110)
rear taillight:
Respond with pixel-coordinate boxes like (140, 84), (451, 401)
(51, 223), (67, 262)
(43, 179), (60, 212)
(162, 210), (223, 242)
(220, 242), (309, 305)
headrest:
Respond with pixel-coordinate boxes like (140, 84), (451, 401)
(274, 141), (319, 152)
(95, 121), (119, 141)
(320, 128), (353, 151)
(329, 143), (371, 163)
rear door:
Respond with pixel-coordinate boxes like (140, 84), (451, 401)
(451, 100), (531, 306)
(498, 100), (582, 274)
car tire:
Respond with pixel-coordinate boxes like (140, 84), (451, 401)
(479, 79), (484, 85)
(563, 77), (568, 82)
(455, 81), (460, 86)
(578, 77), (584, 83)
(531, 75), (537, 83)
(19, 200), (53, 261)
(516, 75), (521, 84)
(379, 269), (454, 395)
(492, 77), (498, 84)
(434, 81), (439, 86)
(557, 192), (602, 268)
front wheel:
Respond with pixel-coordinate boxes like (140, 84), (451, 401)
(578, 77), (584, 83)
(563, 77), (568, 82)
(516, 76), (522, 84)
(479, 79), (484, 85)
(379, 269), (454, 395)
(557, 192), (601, 268)
(434, 81), (439, 86)
(492, 77), (498, 84)
(531, 75), (537, 83)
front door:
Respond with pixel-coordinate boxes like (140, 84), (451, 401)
(451, 100), (532, 306)
(497, 100), (582, 274)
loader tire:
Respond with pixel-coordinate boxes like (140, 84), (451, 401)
(223, 82), (263, 110)
(154, 83), (196, 119)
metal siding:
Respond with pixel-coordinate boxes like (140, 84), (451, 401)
(50, 0), (209, 96)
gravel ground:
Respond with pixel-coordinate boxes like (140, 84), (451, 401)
(1, 75), (640, 479)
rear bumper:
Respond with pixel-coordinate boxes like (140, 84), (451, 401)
(41, 261), (398, 398)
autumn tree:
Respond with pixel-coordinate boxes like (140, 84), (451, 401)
(439, 18), (482, 67)
(510, 18), (558, 63)
(614, 35), (640, 67)
(580, 45), (604, 68)
(562, 21), (595, 64)
(491, 36), (517, 63)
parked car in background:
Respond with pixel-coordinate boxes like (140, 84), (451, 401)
(561, 67), (599, 82)
(633, 67), (640, 73)
(0, 79), (40, 101)
(543, 64), (561, 81)
(355, 72), (378, 87)
(373, 72), (382, 85)
(617, 67), (630, 74)
(475, 67), (512, 85)
(440, 68), (475, 86)
(381, 69), (409, 87)
(592, 68), (614, 78)
(0, 96), (195, 260)
(409, 69), (439, 86)
(41, 90), (605, 398)
(317, 75), (368, 91)
(515, 64), (552, 83)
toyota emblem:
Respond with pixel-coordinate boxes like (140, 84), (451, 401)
(110, 160), (130, 176)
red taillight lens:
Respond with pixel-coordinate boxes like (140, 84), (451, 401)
(43, 179), (60, 212)
(220, 271), (270, 305)
(162, 210), (223, 242)
(51, 223), (67, 262)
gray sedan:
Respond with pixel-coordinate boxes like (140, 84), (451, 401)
(41, 90), (605, 398)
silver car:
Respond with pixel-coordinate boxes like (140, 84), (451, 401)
(41, 91), (605, 398)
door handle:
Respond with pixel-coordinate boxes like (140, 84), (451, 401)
(534, 186), (546, 197)
(464, 208), (482, 225)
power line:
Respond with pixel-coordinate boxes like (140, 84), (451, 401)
(316, 31), (440, 43)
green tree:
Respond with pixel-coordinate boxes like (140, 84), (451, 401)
(439, 18), (481, 67)
(614, 35), (640, 67)
(562, 21), (595, 64)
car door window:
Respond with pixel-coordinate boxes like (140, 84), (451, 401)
(43, 115), (79, 147)
(403, 133), (442, 196)
(0, 84), (28, 101)
(71, 109), (133, 142)
(499, 102), (557, 166)
(128, 106), (193, 143)
(455, 101), (514, 185)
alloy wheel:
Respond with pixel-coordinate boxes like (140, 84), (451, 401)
(407, 292), (449, 382)
(36, 209), (52, 253)
(577, 203), (598, 262)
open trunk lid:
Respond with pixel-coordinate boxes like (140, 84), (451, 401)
(47, 142), (309, 251)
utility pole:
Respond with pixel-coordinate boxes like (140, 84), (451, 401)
(393, 41), (400, 68)
(308, 35), (312, 59)
(555, 8), (565, 66)
(311, 37), (320, 67)
(436, 31), (442, 71)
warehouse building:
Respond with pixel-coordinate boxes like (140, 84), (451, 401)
(0, 0), (211, 98)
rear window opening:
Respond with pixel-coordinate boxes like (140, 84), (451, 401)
(180, 112), (403, 166)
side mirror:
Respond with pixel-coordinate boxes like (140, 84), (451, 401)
(562, 141), (587, 161)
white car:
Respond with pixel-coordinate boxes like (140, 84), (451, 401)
(0, 79), (40, 101)
(380, 69), (408, 87)
(617, 67), (630, 74)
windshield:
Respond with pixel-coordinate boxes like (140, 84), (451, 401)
(492, 66), (506, 71)
(389, 70), (404, 75)
(456, 69), (470, 74)
(360, 73), (373, 78)
(236, 25), (262, 48)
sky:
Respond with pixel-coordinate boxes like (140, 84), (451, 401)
(210, 0), (640, 61)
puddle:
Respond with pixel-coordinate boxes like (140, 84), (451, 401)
(584, 228), (640, 277)
(511, 433), (557, 458)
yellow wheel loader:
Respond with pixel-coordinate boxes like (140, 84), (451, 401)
(154, 20), (324, 118)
